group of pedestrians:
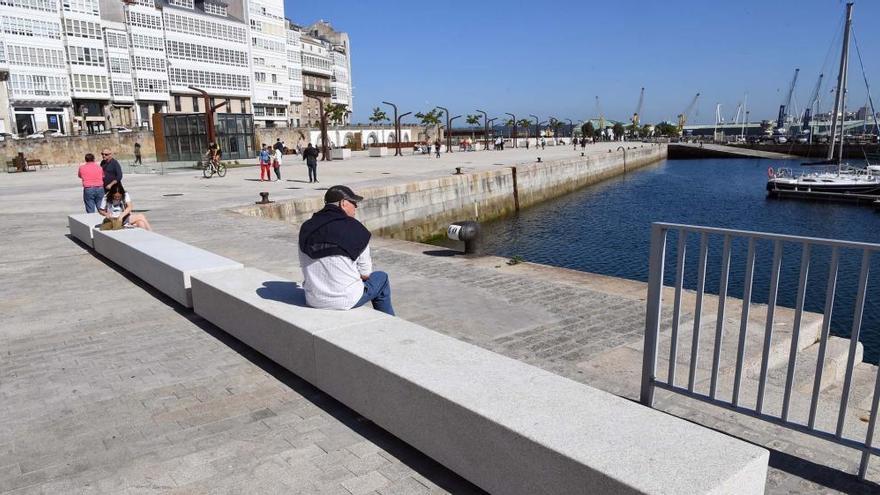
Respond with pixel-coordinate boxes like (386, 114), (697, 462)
(77, 147), (151, 230)
(258, 140), (320, 183)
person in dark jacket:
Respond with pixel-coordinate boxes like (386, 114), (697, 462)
(302, 143), (320, 183)
(100, 148), (123, 190)
(298, 185), (394, 315)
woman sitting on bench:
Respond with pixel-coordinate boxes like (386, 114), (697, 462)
(99, 183), (152, 231)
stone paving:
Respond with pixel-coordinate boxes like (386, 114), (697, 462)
(2, 142), (879, 493)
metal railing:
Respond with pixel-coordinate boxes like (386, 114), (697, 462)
(640, 222), (880, 480)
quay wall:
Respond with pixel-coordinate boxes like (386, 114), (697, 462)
(0, 131), (156, 166)
(236, 144), (667, 241)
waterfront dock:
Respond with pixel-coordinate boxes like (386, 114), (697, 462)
(2, 144), (878, 493)
(669, 142), (797, 160)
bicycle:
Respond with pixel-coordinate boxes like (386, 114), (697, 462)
(202, 156), (227, 178)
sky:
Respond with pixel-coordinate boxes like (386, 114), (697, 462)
(286, 0), (880, 126)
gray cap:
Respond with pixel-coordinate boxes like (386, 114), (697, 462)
(324, 185), (364, 204)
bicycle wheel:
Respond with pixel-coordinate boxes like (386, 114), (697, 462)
(217, 163), (227, 177)
(203, 163), (213, 178)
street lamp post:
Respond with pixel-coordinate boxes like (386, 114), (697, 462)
(397, 111), (412, 151)
(436, 106), (452, 153)
(487, 118), (498, 148)
(382, 101), (401, 156)
(448, 115), (461, 151)
(188, 85), (226, 146)
(305, 94), (330, 161)
(529, 114), (539, 147)
(476, 109), (489, 150)
(505, 112), (517, 148)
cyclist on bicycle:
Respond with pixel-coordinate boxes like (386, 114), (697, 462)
(207, 142), (221, 166)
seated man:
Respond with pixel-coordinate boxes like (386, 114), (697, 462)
(298, 185), (395, 315)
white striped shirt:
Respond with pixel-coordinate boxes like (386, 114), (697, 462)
(300, 246), (372, 310)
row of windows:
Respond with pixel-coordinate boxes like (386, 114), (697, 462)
(0, 0), (56, 12)
(71, 73), (108, 93)
(67, 45), (104, 66)
(301, 53), (332, 71)
(131, 55), (165, 71)
(126, 11), (162, 30)
(3, 16), (61, 39)
(104, 31), (128, 49)
(109, 57), (129, 73)
(203, 3), (226, 16)
(9, 74), (68, 97)
(168, 67), (250, 92)
(131, 0), (154, 6)
(251, 36), (284, 52)
(168, 0), (192, 8)
(62, 0), (98, 15)
(163, 12), (247, 43)
(130, 33), (163, 51)
(166, 40), (248, 67)
(253, 105), (286, 117)
(288, 68), (302, 81)
(112, 80), (133, 97)
(64, 18), (101, 39)
(136, 78), (168, 93)
(6, 45), (65, 68)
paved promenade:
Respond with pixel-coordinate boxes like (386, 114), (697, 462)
(1, 142), (877, 493)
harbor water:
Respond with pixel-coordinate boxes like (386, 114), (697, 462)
(443, 157), (880, 364)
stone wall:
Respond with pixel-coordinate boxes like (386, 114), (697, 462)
(1, 131), (156, 166)
(236, 144), (667, 241)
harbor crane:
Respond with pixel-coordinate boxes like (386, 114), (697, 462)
(631, 87), (644, 134)
(776, 68), (800, 132)
(676, 92), (700, 132)
(802, 73), (823, 130)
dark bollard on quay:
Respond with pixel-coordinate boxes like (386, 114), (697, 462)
(447, 221), (481, 254)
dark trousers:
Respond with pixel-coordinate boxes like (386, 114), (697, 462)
(134, 154), (142, 165)
(273, 165), (281, 180)
(307, 163), (317, 182)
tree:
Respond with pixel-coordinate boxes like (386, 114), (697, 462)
(641, 124), (653, 137)
(517, 119), (532, 139)
(654, 121), (680, 137)
(612, 122), (625, 141)
(369, 107), (388, 124)
(466, 114), (481, 140)
(415, 108), (443, 141)
(627, 122), (639, 138)
(582, 121), (595, 138)
(325, 103), (348, 125)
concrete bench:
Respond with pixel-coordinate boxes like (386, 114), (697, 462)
(93, 229), (243, 308)
(190, 268), (768, 494)
(68, 213), (104, 248)
(191, 267), (391, 383)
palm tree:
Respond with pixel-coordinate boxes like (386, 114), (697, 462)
(582, 121), (595, 139)
(369, 107), (388, 124)
(415, 108), (443, 142)
(325, 103), (348, 125)
(517, 118), (532, 140)
(466, 114), (481, 141)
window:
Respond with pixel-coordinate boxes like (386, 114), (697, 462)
(168, 0), (192, 8)
(131, 55), (165, 72)
(225, 98), (230, 112)
(174, 95), (181, 111)
(132, 0), (154, 6)
(63, 19), (102, 39)
(0, 0), (56, 12)
(165, 40), (247, 67)
(168, 68), (250, 92)
(301, 53), (331, 72)
(271, 74), (277, 83)
(105, 31), (128, 49)
(126, 11), (162, 29)
(241, 99), (247, 113)
(130, 33), (164, 51)
(163, 12), (247, 43)
(204, 3), (227, 16)
(6, 45), (65, 68)
(62, 0), (99, 15)
(71, 74), (109, 93)
(251, 37), (284, 52)
(254, 72), (265, 82)
(67, 46), (105, 66)
(9, 74), (68, 97)
(109, 57), (130, 73)
(3, 16), (61, 39)
(112, 81), (133, 97)
(135, 78), (169, 93)
(192, 96), (199, 112)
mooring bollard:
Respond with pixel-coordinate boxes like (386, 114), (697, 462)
(255, 192), (274, 204)
(454, 167), (463, 175)
(447, 221), (481, 254)
(537, 157), (542, 163)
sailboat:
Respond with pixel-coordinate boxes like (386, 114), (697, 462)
(766, 2), (880, 197)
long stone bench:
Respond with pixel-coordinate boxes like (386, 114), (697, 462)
(93, 229), (243, 307)
(191, 268), (769, 494)
(68, 213), (104, 248)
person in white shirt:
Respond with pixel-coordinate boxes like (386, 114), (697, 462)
(298, 185), (395, 315)
(272, 147), (283, 181)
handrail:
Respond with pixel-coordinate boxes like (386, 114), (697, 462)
(641, 222), (880, 480)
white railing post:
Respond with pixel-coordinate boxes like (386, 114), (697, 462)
(640, 223), (667, 407)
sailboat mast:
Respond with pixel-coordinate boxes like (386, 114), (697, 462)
(838, 51), (849, 166)
(827, 2), (853, 161)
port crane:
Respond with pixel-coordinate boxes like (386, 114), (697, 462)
(676, 92), (700, 133)
(802, 73), (823, 133)
(631, 87), (644, 136)
(776, 68), (800, 133)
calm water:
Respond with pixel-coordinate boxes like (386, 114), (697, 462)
(440, 158), (880, 363)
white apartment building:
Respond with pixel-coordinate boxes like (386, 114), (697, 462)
(0, 0), (351, 135)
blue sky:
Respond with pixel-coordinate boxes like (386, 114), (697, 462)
(287, 0), (880, 125)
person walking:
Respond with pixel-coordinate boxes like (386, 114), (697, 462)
(78, 153), (104, 213)
(302, 143), (319, 183)
(540, 137), (546, 150)
(258, 144), (271, 181)
(100, 148), (123, 191)
(273, 145), (283, 181)
(434, 139), (441, 158)
(298, 185), (394, 315)
(133, 142), (142, 166)
(573, 137), (578, 150)
(274, 138), (284, 155)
